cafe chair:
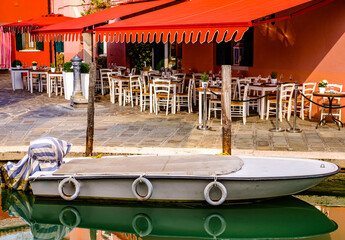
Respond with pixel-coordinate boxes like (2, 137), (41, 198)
(100, 69), (112, 95)
(107, 72), (120, 104)
(231, 83), (249, 124)
(295, 82), (316, 120)
(138, 76), (151, 111)
(320, 84), (343, 122)
(176, 78), (193, 113)
(153, 79), (173, 115)
(123, 75), (141, 107)
(266, 83), (295, 121)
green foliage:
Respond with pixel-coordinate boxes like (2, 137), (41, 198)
(50, 63), (55, 68)
(128, 43), (152, 72)
(12, 60), (22, 67)
(201, 72), (209, 82)
(81, 0), (111, 16)
(63, 62), (73, 72)
(96, 56), (107, 68)
(81, 63), (90, 73)
(63, 62), (90, 73)
(271, 71), (278, 79)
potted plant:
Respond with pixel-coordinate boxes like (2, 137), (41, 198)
(32, 61), (38, 70)
(12, 60), (22, 69)
(50, 63), (56, 72)
(270, 71), (278, 84)
(200, 72), (209, 88)
(318, 79), (328, 93)
(62, 62), (90, 100)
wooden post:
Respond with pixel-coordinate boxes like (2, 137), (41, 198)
(221, 65), (232, 154)
(86, 62), (96, 156)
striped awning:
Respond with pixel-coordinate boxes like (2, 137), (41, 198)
(94, 0), (332, 43)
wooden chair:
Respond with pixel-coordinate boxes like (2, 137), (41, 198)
(100, 69), (112, 95)
(138, 76), (151, 111)
(231, 83), (249, 124)
(176, 78), (193, 113)
(153, 79), (173, 115)
(321, 84), (343, 122)
(123, 75), (141, 107)
(266, 83), (295, 121)
(296, 82), (316, 120)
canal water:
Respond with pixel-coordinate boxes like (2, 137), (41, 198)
(0, 189), (344, 240)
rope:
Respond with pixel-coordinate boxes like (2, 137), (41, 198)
(208, 90), (274, 102)
(300, 92), (345, 109)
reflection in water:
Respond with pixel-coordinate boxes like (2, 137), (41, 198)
(0, 189), (339, 240)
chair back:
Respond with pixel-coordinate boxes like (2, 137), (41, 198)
(327, 84), (343, 93)
(302, 83), (316, 97)
(231, 78), (238, 100)
(280, 83), (295, 101)
(237, 79), (251, 100)
(153, 79), (171, 98)
(100, 69), (112, 81)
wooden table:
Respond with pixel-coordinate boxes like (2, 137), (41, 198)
(313, 92), (345, 130)
(196, 87), (221, 124)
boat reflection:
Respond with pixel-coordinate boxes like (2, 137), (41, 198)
(1, 189), (338, 240)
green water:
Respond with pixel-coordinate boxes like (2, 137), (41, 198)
(0, 188), (344, 240)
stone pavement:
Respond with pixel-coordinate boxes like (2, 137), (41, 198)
(0, 71), (345, 167)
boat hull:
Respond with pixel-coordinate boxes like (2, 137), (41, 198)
(29, 155), (340, 202)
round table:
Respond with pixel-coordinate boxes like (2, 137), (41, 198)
(313, 92), (345, 130)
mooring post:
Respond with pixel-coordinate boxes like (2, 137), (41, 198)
(221, 65), (232, 154)
(86, 62), (96, 156)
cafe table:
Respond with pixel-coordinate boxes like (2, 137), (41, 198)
(313, 91), (345, 130)
(196, 86), (221, 124)
(10, 68), (30, 91)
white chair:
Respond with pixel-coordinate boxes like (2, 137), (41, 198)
(48, 73), (64, 97)
(138, 76), (151, 111)
(107, 72), (121, 104)
(173, 73), (186, 93)
(231, 83), (249, 124)
(320, 84), (343, 122)
(153, 79), (173, 115)
(266, 83), (295, 121)
(123, 75), (141, 107)
(297, 82), (316, 120)
(176, 78), (193, 113)
(100, 69), (112, 95)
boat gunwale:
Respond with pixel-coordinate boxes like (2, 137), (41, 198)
(28, 165), (340, 181)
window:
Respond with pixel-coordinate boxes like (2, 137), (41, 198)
(216, 27), (253, 66)
(15, 33), (44, 51)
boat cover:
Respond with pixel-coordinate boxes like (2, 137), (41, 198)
(53, 155), (243, 177)
(0, 137), (72, 191)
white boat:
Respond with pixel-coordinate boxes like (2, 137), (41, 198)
(28, 154), (340, 205)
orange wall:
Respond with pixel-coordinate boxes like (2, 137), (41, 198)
(11, 33), (52, 67)
(248, 0), (345, 118)
(181, 42), (216, 73)
(0, 0), (48, 24)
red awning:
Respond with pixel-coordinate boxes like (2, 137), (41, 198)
(95, 0), (331, 44)
(2, 14), (74, 33)
(33, 0), (179, 42)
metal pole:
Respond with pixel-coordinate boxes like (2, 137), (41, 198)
(269, 85), (284, 132)
(197, 82), (210, 130)
(287, 85), (302, 133)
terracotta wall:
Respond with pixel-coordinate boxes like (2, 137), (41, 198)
(0, 0), (48, 24)
(181, 42), (216, 73)
(248, 0), (345, 118)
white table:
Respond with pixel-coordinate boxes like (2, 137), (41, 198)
(197, 87), (221, 124)
(149, 81), (177, 114)
(10, 68), (30, 91)
(29, 70), (49, 93)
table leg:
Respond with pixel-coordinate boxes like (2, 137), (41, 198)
(260, 90), (266, 120)
(48, 76), (51, 98)
(199, 91), (202, 124)
(11, 71), (15, 91)
(119, 81), (123, 106)
(173, 86), (176, 114)
(150, 84), (153, 113)
(316, 97), (343, 130)
(30, 73), (33, 93)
